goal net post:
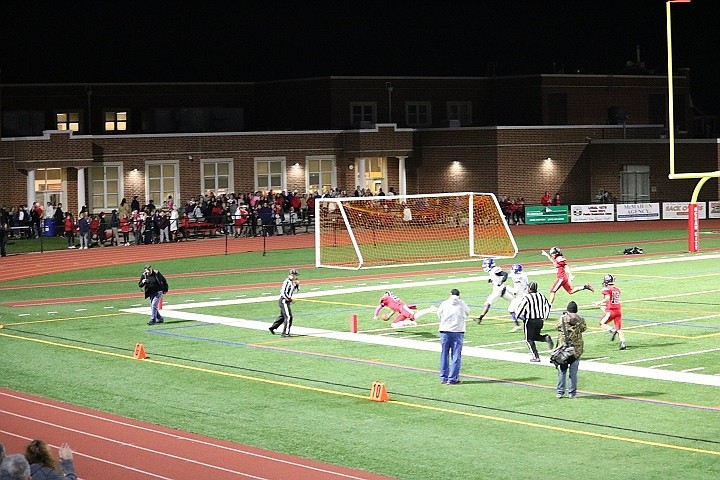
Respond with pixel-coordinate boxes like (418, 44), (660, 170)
(315, 192), (517, 269)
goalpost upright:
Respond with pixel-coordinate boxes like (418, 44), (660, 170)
(314, 192), (517, 270)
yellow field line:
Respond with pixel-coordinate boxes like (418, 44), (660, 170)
(1, 330), (718, 456)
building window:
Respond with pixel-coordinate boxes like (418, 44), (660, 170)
(447, 101), (472, 126)
(104, 111), (128, 132)
(202, 159), (233, 196)
(89, 163), (122, 212)
(406, 102), (431, 126)
(56, 112), (80, 132)
(255, 157), (285, 193)
(350, 103), (376, 127)
(146, 162), (178, 208)
(307, 156), (335, 194)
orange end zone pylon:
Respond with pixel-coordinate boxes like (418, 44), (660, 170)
(350, 314), (358, 333)
(133, 342), (147, 359)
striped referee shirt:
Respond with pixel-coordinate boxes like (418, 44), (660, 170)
(516, 291), (551, 321)
(280, 277), (298, 301)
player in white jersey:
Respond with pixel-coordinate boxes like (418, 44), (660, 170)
(507, 264), (530, 332)
(475, 258), (515, 324)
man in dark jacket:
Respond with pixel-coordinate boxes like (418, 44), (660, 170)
(138, 264), (169, 325)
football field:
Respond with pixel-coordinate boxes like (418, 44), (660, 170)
(1, 225), (719, 479)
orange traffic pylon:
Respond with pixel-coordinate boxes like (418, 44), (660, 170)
(133, 342), (147, 359)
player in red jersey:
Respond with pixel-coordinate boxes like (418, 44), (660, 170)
(373, 291), (437, 328)
(541, 246), (593, 304)
(595, 274), (626, 350)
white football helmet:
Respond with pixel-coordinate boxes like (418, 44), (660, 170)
(602, 274), (615, 286)
(549, 246), (561, 256)
(482, 257), (495, 272)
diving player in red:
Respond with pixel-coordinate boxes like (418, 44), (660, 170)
(541, 246), (593, 304)
(595, 274), (626, 350)
(373, 291), (437, 328)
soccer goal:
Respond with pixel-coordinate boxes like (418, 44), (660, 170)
(315, 192), (517, 269)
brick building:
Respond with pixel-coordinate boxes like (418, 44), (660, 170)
(0, 74), (718, 214)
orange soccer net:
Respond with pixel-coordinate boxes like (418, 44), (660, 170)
(315, 192), (517, 269)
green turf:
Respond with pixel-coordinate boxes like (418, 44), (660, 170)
(1, 226), (719, 479)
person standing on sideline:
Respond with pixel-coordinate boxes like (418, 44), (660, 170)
(0, 209), (9, 257)
(541, 246), (593, 304)
(515, 281), (554, 362)
(77, 212), (90, 249)
(437, 288), (470, 385)
(138, 264), (169, 325)
(63, 212), (76, 249)
(269, 268), (299, 337)
(595, 274), (626, 350)
(555, 301), (587, 398)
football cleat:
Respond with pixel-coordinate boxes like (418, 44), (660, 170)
(584, 284), (594, 293)
(510, 263), (523, 274)
(602, 274), (615, 286)
(482, 257), (495, 272)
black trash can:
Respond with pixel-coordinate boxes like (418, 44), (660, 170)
(43, 218), (55, 237)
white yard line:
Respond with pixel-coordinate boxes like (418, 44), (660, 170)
(121, 306), (720, 387)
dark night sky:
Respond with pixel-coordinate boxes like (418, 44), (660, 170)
(2, 0), (718, 113)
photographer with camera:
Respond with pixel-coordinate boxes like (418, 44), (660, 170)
(138, 264), (169, 325)
(555, 301), (586, 398)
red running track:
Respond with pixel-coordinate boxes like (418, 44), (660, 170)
(0, 388), (396, 480)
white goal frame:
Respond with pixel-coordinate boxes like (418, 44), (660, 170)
(314, 192), (518, 270)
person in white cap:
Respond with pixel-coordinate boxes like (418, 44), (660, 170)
(269, 268), (300, 337)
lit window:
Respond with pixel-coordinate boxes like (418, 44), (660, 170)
(202, 159), (233, 196)
(89, 163), (122, 212)
(147, 162), (178, 207)
(56, 112), (80, 132)
(104, 111), (128, 132)
(255, 158), (285, 193)
(307, 156), (335, 194)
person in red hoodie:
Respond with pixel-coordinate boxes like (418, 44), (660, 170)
(120, 212), (130, 246)
(64, 212), (76, 249)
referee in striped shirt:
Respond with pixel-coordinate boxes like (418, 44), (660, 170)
(515, 281), (554, 362)
(269, 268), (300, 337)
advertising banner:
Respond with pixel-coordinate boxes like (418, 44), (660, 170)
(708, 201), (720, 219)
(616, 203), (660, 222)
(661, 202), (707, 220)
(570, 204), (615, 223)
(525, 205), (569, 224)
